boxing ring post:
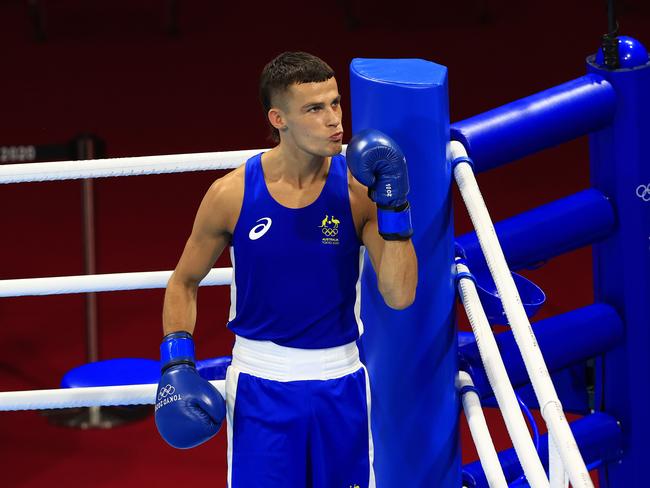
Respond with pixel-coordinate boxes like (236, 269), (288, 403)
(350, 59), (458, 486)
(587, 48), (650, 487)
(448, 36), (648, 485)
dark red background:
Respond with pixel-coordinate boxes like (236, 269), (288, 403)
(1, 0), (648, 486)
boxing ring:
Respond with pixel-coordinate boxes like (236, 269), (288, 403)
(0, 39), (649, 487)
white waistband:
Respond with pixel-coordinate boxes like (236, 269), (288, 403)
(231, 336), (362, 382)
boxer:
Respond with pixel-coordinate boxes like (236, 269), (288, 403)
(155, 51), (417, 488)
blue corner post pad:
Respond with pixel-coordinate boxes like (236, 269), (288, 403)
(160, 331), (196, 369)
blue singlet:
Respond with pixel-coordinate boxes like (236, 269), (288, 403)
(227, 152), (363, 349)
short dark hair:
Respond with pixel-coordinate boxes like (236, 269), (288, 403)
(259, 52), (335, 143)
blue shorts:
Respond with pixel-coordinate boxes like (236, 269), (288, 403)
(225, 337), (375, 488)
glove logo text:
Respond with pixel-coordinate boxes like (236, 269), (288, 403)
(158, 384), (176, 399)
(155, 384), (182, 411)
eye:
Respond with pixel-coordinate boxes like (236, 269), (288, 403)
(308, 106), (321, 112)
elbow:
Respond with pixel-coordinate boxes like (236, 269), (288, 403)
(381, 285), (417, 310)
(376, 258), (418, 310)
(167, 271), (200, 292)
(386, 293), (416, 310)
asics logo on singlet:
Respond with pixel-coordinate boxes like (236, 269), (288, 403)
(249, 217), (272, 240)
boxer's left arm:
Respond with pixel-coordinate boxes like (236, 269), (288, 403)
(347, 129), (417, 309)
(350, 177), (418, 309)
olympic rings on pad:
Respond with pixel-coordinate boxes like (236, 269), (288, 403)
(636, 183), (650, 202)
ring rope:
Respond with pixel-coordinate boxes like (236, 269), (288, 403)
(0, 145), (347, 184)
(0, 149), (264, 184)
(457, 371), (509, 488)
(451, 140), (592, 488)
(0, 267), (232, 297)
(0, 380), (226, 411)
(549, 433), (570, 488)
(456, 261), (549, 487)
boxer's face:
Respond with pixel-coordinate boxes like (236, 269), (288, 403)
(271, 77), (344, 157)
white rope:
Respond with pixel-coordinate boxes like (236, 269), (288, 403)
(0, 380), (226, 411)
(456, 261), (549, 488)
(0, 145), (348, 184)
(457, 371), (509, 488)
(0, 149), (262, 184)
(549, 432), (570, 488)
(452, 140), (593, 488)
(0, 267), (232, 297)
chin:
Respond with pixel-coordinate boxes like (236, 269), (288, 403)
(325, 140), (343, 155)
(298, 140), (342, 158)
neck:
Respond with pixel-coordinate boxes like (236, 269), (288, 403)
(266, 141), (329, 187)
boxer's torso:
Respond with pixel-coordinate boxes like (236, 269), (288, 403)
(226, 152), (364, 349)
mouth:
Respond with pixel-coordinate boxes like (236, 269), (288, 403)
(329, 131), (343, 142)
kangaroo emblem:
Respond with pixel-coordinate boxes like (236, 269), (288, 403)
(319, 214), (329, 228)
(318, 214), (340, 243)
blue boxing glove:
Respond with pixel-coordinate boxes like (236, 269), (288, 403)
(155, 331), (226, 449)
(346, 128), (413, 240)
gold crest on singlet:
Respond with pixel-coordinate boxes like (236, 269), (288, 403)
(318, 214), (340, 245)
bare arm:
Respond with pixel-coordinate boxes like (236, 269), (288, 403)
(351, 176), (418, 309)
(162, 171), (243, 335)
(362, 212), (418, 310)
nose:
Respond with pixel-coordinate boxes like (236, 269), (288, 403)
(327, 105), (342, 128)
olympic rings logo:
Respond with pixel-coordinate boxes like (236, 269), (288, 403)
(158, 384), (176, 400)
(321, 227), (339, 237)
(636, 184), (650, 202)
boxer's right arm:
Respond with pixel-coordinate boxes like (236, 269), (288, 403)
(156, 170), (243, 449)
(163, 170), (243, 335)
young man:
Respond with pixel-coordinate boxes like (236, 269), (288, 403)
(154, 52), (417, 487)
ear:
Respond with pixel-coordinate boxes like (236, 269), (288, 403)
(267, 107), (287, 132)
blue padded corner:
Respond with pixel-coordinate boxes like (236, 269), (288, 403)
(61, 356), (233, 388)
(196, 356), (232, 381)
(61, 358), (159, 388)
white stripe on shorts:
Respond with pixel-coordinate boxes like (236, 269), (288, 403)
(225, 365), (240, 488)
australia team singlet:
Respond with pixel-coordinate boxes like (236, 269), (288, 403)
(227, 152), (364, 349)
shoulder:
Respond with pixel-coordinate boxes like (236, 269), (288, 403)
(199, 164), (246, 234)
(207, 164), (245, 204)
